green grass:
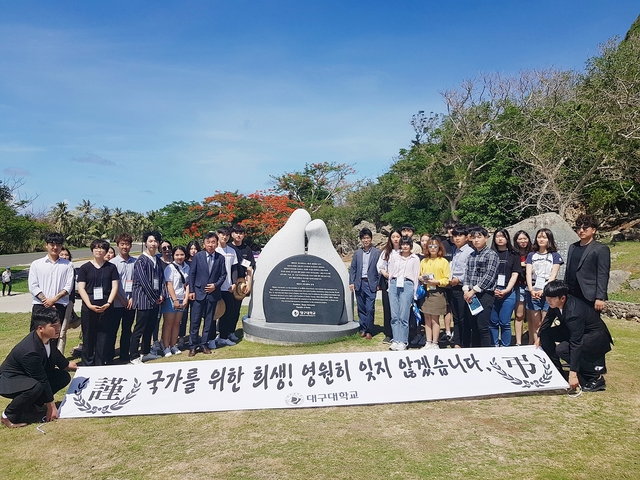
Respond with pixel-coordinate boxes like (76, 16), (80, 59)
(1, 306), (639, 479)
(609, 241), (640, 303)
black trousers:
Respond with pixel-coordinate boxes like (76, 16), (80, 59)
(129, 306), (160, 359)
(2, 281), (11, 296)
(381, 287), (393, 339)
(111, 307), (136, 362)
(215, 291), (237, 340)
(539, 322), (609, 383)
(449, 287), (471, 348)
(469, 291), (494, 348)
(3, 370), (70, 421)
(81, 305), (116, 366)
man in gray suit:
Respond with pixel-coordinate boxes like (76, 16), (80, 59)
(565, 214), (610, 312)
(349, 228), (382, 340)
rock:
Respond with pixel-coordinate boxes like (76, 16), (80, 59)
(507, 212), (579, 279)
(372, 233), (387, 249)
(629, 279), (640, 290)
(380, 225), (394, 236)
(353, 220), (376, 234)
(608, 270), (631, 294)
(604, 300), (640, 320)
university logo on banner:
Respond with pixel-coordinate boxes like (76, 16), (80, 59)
(59, 346), (567, 418)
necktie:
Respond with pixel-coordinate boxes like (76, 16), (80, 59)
(208, 254), (213, 273)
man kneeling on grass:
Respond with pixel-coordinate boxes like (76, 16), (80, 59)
(537, 280), (613, 392)
(0, 309), (78, 428)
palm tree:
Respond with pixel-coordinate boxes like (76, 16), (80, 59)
(49, 201), (72, 235)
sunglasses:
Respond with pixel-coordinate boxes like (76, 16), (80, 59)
(427, 245), (439, 249)
(162, 246), (172, 251)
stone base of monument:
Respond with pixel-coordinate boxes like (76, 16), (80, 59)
(242, 316), (360, 345)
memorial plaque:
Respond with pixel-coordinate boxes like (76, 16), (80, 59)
(263, 254), (345, 325)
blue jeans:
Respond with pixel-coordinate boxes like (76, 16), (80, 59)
(389, 279), (414, 344)
(490, 289), (516, 347)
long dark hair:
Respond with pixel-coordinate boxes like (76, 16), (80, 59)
(533, 228), (558, 253)
(513, 230), (532, 256)
(382, 230), (401, 260)
(185, 240), (201, 261)
(491, 228), (516, 254)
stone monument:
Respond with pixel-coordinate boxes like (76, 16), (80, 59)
(506, 212), (579, 279)
(243, 209), (358, 344)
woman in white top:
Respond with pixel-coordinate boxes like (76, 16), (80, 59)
(376, 230), (402, 345)
(386, 236), (421, 351)
(161, 246), (190, 356)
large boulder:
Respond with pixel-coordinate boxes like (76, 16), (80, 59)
(507, 213), (580, 280)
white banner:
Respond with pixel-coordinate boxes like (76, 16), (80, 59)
(58, 346), (567, 418)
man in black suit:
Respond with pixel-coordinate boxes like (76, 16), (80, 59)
(188, 231), (227, 357)
(538, 281), (613, 392)
(349, 228), (382, 339)
(565, 214), (610, 312)
(0, 309), (78, 428)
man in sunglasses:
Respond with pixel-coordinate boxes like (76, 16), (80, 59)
(565, 215), (610, 312)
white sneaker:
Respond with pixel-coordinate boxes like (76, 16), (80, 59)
(171, 346), (181, 355)
(228, 333), (239, 342)
(389, 341), (407, 351)
(163, 347), (172, 357)
(215, 336), (237, 347)
(129, 357), (142, 365)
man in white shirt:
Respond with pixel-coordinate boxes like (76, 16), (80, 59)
(28, 233), (75, 332)
(110, 233), (138, 363)
(212, 227), (239, 347)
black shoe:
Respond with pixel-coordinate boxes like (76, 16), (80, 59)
(582, 376), (606, 392)
(381, 336), (393, 345)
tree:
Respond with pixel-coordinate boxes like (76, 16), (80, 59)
(49, 202), (72, 235)
(187, 191), (302, 247)
(0, 179), (46, 254)
(271, 162), (357, 213)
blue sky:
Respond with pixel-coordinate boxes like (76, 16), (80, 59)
(1, 1), (638, 214)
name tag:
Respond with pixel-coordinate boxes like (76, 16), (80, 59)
(153, 278), (159, 290)
(534, 276), (546, 290)
(93, 287), (104, 300)
(497, 274), (506, 287)
(124, 280), (133, 293)
(177, 294), (184, 302)
(241, 259), (252, 268)
(396, 277), (405, 288)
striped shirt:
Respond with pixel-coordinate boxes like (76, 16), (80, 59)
(132, 253), (165, 310)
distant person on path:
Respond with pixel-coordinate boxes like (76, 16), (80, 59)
(349, 228), (382, 340)
(2, 266), (12, 296)
(28, 233), (75, 332)
(110, 234), (137, 363)
(538, 280), (613, 392)
(0, 308), (78, 428)
(565, 214), (611, 312)
(188, 232), (226, 357)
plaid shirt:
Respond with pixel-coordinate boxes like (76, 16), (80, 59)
(464, 246), (500, 293)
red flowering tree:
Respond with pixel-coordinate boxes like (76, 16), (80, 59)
(186, 190), (302, 246)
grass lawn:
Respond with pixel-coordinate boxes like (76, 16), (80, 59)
(0, 304), (639, 479)
(609, 241), (640, 304)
